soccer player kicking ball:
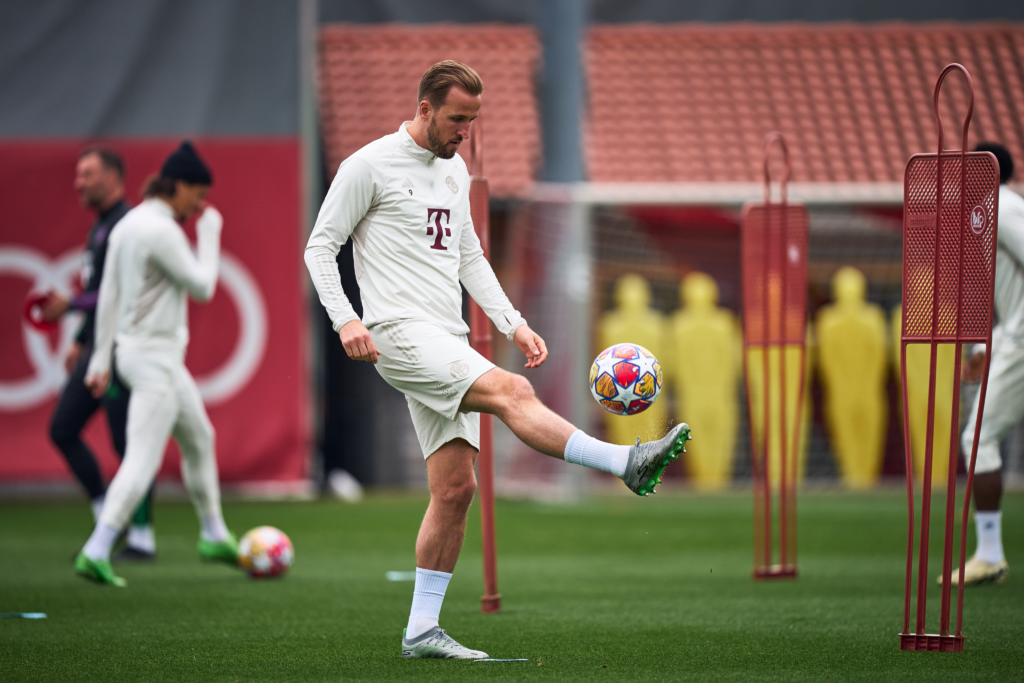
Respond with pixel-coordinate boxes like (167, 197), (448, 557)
(75, 141), (238, 587)
(305, 61), (690, 659)
(943, 143), (1022, 587)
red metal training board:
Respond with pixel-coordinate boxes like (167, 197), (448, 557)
(742, 133), (808, 580)
(899, 63), (999, 653)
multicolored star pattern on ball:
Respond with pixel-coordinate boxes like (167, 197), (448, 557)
(589, 343), (664, 415)
(238, 526), (294, 579)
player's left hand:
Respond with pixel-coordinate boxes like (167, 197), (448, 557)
(513, 325), (548, 368)
(40, 291), (69, 321)
(84, 369), (110, 399)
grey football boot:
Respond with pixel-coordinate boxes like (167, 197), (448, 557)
(401, 627), (489, 659)
(623, 423), (692, 496)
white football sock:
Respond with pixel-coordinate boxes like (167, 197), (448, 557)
(127, 524), (156, 553)
(90, 496), (105, 522)
(563, 430), (630, 479)
(975, 511), (1004, 564)
(406, 568), (452, 639)
(200, 513), (229, 543)
(82, 523), (120, 562)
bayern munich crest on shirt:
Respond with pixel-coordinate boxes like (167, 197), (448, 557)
(450, 361), (470, 379)
(446, 176), (459, 194)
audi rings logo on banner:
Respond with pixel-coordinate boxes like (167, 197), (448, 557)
(0, 245), (268, 411)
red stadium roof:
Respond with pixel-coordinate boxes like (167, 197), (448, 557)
(318, 24), (541, 198)
(585, 23), (1024, 185)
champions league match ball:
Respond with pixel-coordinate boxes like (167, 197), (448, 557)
(238, 526), (294, 579)
(589, 343), (664, 415)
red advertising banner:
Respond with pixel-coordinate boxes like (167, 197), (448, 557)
(0, 139), (309, 486)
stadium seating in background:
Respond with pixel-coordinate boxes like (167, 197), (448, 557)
(585, 23), (1024, 185)
(318, 23), (541, 198)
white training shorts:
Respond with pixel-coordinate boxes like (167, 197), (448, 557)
(961, 339), (1024, 474)
(370, 319), (495, 458)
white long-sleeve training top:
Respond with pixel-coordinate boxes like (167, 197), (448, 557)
(86, 198), (222, 379)
(305, 123), (525, 340)
(992, 185), (1024, 348)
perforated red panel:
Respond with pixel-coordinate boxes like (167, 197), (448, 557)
(741, 203), (809, 346)
(902, 152), (999, 343)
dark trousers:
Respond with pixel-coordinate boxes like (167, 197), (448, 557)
(49, 347), (153, 526)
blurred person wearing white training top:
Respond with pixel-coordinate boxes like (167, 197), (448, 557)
(305, 61), (691, 660)
(75, 141), (238, 587)
(945, 142), (1022, 587)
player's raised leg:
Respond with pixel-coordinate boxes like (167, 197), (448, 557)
(401, 438), (488, 660)
(460, 359), (690, 496)
(943, 341), (1024, 586)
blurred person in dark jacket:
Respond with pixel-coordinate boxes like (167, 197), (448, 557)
(42, 148), (156, 562)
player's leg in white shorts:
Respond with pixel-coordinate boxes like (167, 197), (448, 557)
(370, 319), (494, 458)
(961, 341), (1024, 474)
(952, 339), (1024, 582)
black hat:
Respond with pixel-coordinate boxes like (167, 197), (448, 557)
(161, 140), (212, 185)
(975, 142), (1014, 184)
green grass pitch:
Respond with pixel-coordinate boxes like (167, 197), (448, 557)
(1, 491), (1021, 681)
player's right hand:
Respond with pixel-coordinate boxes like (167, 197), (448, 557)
(339, 319), (380, 364)
(196, 204), (223, 234)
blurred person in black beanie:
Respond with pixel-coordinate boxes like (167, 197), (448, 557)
(76, 140), (236, 587)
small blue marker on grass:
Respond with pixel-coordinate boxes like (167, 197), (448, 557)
(2, 613), (47, 619)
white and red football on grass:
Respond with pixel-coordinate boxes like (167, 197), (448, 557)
(238, 526), (293, 579)
(589, 343), (664, 415)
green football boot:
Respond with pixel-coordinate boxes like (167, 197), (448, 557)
(624, 423), (692, 496)
(197, 532), (239, 566)
(74, 552), (127, 587)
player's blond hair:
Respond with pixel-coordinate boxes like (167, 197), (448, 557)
(417, 60), (483, 110)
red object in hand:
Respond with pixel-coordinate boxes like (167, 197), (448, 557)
(23, 294), (58, 331)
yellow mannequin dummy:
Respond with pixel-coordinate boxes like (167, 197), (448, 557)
(816, 268), (887, 489)
(668, 273), (742, 490)
(598, 275), (670, 445)
(746, 329), (813, 488)
(891, 305), (956, 487)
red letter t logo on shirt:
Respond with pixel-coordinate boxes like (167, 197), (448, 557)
(427, 208), (451, 251)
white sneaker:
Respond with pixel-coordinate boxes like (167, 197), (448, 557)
(401, 627), (488, 659)
(937, 555), (1009, 586)
(327, 469), (364, 502)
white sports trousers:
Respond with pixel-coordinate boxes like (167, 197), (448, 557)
(961, 185), (1024, 473)
(102, 348), (222, 530)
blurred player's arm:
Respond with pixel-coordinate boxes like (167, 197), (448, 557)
(151, 206), (222, 302)
(458, 214), (546, 367)
(304, 157), (379, 362)
(84, 235), (121, 397)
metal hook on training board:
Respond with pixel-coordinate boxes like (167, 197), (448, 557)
(762, 132), (791, 205)
(932, 63), (975, 156)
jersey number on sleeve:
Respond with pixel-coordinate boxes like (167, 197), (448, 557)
(427, 208), (451, 251)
